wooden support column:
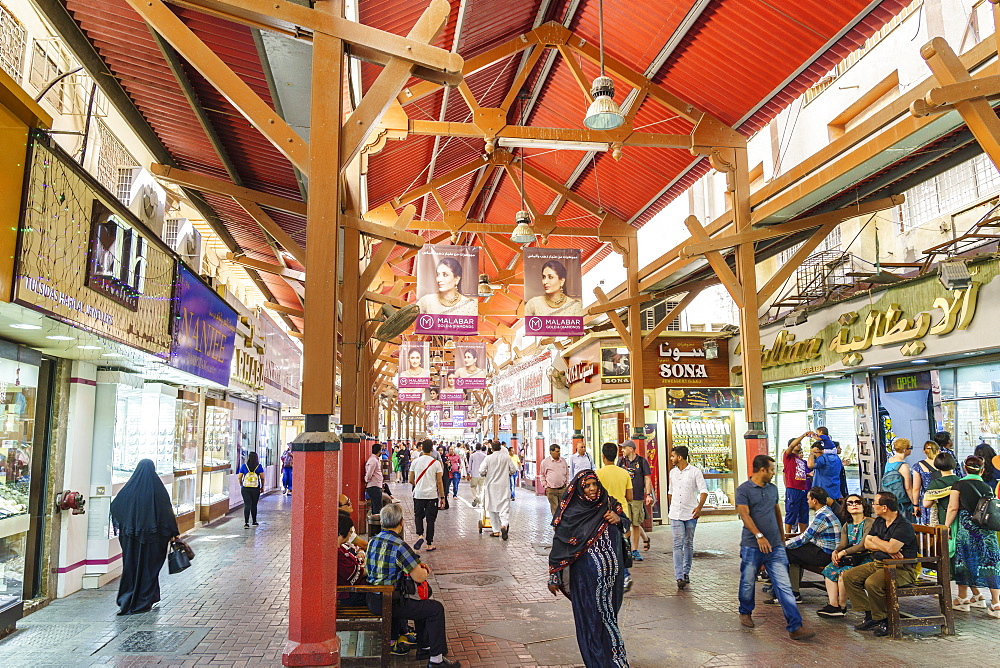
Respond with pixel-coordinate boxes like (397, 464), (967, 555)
(340, 224), (365, 528)
(283, 10), (342, 666)
(572, 402), (584, 454)
(492, 413), (500, 441)
(730, 147), (768, 469)
(623, 238), (646, 445)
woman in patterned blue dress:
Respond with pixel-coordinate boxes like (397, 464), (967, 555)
(548, 470), (631, 668)
(946, 455), (1000, 616)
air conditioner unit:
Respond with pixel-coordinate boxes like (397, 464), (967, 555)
(165, 218), (202, 273)
(126, 168), (167, 236)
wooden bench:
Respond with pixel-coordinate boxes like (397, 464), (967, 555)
(336, 584), (394, 667)
(883, 524), (954, 639)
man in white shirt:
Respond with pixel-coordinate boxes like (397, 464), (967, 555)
(480, 441), (516, 540)
(567, 441), (594, 480)
(468, 443), (488, 507)
(667, 445), (708, 590)
(365, 443), (385, 517)
(408, 440), (445, 551)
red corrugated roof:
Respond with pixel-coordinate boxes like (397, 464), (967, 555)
(60, 0), (908, 321)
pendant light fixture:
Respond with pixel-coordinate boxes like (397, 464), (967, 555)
(511, 147), (535, 244)
(584, 0), (624, 131)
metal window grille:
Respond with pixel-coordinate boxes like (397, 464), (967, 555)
(0, 2), (25, 83)
(641, 300), (681, 331)
(973, 154), (1000, 197)
(28, 40), (63, 111)
(95, 120), (139, 199)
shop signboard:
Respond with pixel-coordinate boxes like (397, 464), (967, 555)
(414, 244), (479, 335)
(645, 338), (730, 389)
(169, 264), (239, 386)
(729, 260), (998, 383)
(493, 351), (552, 413)
(522, 248), (584, 336)
(258, 311), (302, 408)
(13, 134), (174, 353)
(453, 342), (488, 389)
(397, 341), (430, 388)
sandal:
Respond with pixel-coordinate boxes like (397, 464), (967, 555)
(988, 603), (1000, 619)
(970, 592), (988, 608)
(490, 532), (501, 538)
(952, 597), (971, 612)
(643, 537), (651, 552)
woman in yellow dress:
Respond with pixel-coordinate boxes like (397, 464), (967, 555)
(524, 260), (583, 317)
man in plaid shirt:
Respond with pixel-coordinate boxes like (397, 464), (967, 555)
(782, 487), (842, 600)
(365, 503), (461, 668)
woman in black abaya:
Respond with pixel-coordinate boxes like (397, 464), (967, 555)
(110, 459), (179, 615)
(547, 470), (631, 668)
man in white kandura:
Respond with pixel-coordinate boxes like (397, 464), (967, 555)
(480, 441), (516, 540)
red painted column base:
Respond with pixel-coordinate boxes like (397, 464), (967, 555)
(535, 432), (545, 495)
(282, 640), (342, 667)
(283, 428), (342, 667)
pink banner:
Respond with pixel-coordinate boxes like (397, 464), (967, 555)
(415, 244), (479, 335)
(398, 388), (424, 401)
(522, 248), (583, 337)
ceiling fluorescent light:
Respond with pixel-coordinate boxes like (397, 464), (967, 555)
(496, 137), (609, 152)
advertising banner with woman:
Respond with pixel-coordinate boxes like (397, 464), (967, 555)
(415, 245), (479, 335)
(439, 366), (466, 402)
(396, 341), (430, 388)
(454, 342), (488, 388)
(523, 248), (584, 336)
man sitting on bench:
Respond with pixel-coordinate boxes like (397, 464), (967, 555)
(365, 503), (461, 668)
(780, 488), (842, 602)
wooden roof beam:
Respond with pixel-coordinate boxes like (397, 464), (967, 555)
(165, 0), (463, 83)
(150, 164), (307, 216)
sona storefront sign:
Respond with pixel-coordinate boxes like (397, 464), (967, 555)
(169, 264), (238, 385)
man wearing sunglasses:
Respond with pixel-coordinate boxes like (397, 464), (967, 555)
(841, 491), (919, 637)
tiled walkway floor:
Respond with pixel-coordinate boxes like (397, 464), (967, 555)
(1, 482), (997, 667)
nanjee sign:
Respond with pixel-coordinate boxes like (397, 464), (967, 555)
(169, 264), (238, 386)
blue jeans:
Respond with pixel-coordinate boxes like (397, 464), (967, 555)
(671, 518), (697, 580)
(738, 545), (802, 633)
(450, 471), (461, 496)
(281, 466), (292, 491)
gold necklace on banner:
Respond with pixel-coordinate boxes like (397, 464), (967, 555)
(437, 291), (461, 307)
(544, 291), (567, 308)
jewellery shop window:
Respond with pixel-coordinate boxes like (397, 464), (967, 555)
(201, 399), (233, 508)
(939, 363), (1000, 464)
(0, 354), (39, 612)
(666, 414), (736, 512)
(173, 390), (200, 520)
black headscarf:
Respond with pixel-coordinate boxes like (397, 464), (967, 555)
(110, 459), (179, 543)
(549, 469), (626, 574)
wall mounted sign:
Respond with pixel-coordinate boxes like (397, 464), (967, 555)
(567, 361), (598, 384)
(664, 388), (744, 409)
(493, 351), (552, 413)
(645, 338), (730, 389)
(730, 265), (995, 384)
(169, 264), (238, 386)
(415, 244), (479, 335)
(522, 247), (584, 336)
(13, 133), (174, 354)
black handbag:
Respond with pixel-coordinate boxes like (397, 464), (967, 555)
(971, 492), (1000, 531)
(168, 541), (192, 574)
(838, 552), (868, 568)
